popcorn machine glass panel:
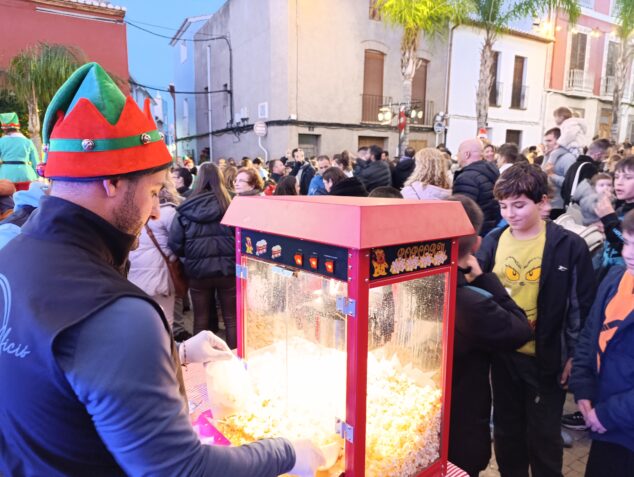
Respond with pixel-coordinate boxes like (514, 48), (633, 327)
(225, 256), (348, 467)
(365, 272), (448, 477)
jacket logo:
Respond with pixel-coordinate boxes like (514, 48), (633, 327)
(0, 274), (31, 359)
(558, 265), (568, 272)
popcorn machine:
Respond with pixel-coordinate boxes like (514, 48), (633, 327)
(221, 196), (473, 477)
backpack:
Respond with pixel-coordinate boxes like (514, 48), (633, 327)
(554, 213), (604, 253)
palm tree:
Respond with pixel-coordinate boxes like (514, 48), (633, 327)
(473, 0), (580, 132)
(610, 0), (634, 141)
(3, 43), (83, 155)
(376, 0), (470, 154)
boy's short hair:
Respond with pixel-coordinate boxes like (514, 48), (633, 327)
(623, 210), (634, 235)
(545, 127), (561, 139)
(615, 155), (634, 174)
(368, 186), (402, 198)
(494, 163), (549, 203)
(448, 195), (484, 258)
(554, 107), (573, 120)
(590, 172), (613, 186)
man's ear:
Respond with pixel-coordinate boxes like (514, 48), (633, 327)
(102, 179), (121, 198)
(471, 235), (482, 254)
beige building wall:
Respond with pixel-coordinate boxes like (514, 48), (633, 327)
(193, 0), (449, 161)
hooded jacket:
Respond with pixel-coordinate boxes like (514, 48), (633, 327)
(477, 221), (596, 387)
(355, 160), (392, 193)
(401, 182), (451, 200)
(329, 177), (368, 197)
(561, 155), (600, 207)
(392, 157), (415, 189)
(452, 160), (501, 236)
(168, 191), (235, 280)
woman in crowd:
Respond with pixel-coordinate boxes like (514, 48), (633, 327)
(324, 167), (368, 197)
(128, 178), (182, 330)
(401, 148), (452, 200)
(234, 167), (264, 196)
(223, 165), (238, 195)
(334, 151), (354, 177)
(483, 143), (497, 163)
(273, 175), (300, 195)
(168, 163), (237, 348)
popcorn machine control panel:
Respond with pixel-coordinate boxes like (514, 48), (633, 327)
(241, 230), (349, 281)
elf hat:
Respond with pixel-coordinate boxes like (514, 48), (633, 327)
(40, 62), (172, 179)
(0, 112), (20, 130)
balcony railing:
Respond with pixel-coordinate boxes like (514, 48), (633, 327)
(601, 76), (615, 96)
(510, 85), (529, 110)
(567, 69), (594, 93)
(409, 100), (435, 126)
(489, 81), (503, 107)
(361, 94), (392, 123)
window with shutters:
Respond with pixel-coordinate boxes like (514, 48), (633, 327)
(362, 50), (385, 122)
(412, 60), (429, 123)
(510, 56), (527, 109)
(489, 51), (501, 107)
(570, 33), (587, 71)
(505, 129), (522, 148)
(606, 41), (619, 77)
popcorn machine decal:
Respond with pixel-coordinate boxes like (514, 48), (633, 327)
(222, 196), (474, 477)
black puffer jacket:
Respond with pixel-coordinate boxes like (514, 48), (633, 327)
(355, 160), (392, 192)
(329, 177), (368, 197)
(392, 157), (415, 189)
(168, 191), (235, 279)
(452, 160), (501, 236)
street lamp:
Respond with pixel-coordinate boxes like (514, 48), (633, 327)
(168, 83), (178, 159)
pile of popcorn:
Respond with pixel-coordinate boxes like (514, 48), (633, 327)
(214, 337), (441, 476)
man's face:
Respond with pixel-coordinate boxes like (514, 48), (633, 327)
(615, 168), (634, 203)
(317, 159), (331, 175)
(457, 143), (482, 168)
(358, 149), (370, 162)
(543, 134), (557, 154)
(381, 151), (389, 161)
(623, 230), (634, 275)
(589, 148), (608, 163)
(171, 171), (184, 189)
(111, 170), (165, 237)
(272, 160), (285, 174)
(499, 194), (543, 235)
(293, 149), (305, 162)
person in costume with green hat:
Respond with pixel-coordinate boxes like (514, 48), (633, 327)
(0, 62), (324, 477)
(0, 112), (39, 191)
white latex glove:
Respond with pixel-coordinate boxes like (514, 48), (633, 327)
(288, 439), (326, 477)
(179, 331), (232, 365)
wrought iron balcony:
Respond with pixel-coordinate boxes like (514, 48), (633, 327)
(361, 94), (392, 123)
(566, 69), (594, 94)
(511, 85), (529, 110)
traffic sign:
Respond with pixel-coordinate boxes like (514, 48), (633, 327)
(253, 121), (267, 137)
(433, 122), (445, 134)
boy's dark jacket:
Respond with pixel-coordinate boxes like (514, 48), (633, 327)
(476, 221), (596, 386)
(569, 266), (634, 452)
(449, 270), (532, 474)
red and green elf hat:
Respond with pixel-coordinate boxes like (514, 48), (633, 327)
(40, 62), (172, 179)
(0, 112), (20, 130)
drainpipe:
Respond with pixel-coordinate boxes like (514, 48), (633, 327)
(206, 44), (213, 161)
(444, 24), (459, 146)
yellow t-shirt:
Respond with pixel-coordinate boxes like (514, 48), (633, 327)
(493, 223), (546, 355)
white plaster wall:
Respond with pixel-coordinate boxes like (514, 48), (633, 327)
(446, 25), (549, 152)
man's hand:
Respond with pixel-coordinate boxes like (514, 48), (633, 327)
(544, 162), (554, 175)
(560, 357), (573, 387)
(577, 399), (593, 422)
(289, 439), (326, 477)
(594, 192), (615, 218)
(179, 331), (232, 365)
(586, 408), (607, 434)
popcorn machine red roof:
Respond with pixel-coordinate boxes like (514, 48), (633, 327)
(222, 196), (474, 477)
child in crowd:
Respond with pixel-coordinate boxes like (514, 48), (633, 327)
(554, 106), (589, 157)
(477, 163), (596, 477)
(448, 195), (532, 477)
(596, 157), (634, 270)
(569, 210), (634, 477)
(572, 173), (614, 228)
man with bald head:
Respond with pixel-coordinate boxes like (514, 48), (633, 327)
(453, 138), (501, 236)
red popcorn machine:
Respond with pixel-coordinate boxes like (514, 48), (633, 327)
(221, 196), (473, 477)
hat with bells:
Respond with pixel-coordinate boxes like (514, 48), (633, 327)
(0, 112), (20, 130)
(39, 62), (172, 179)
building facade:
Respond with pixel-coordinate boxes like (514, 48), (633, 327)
(545, 0), (634, 142)
(446, 24), (551, 153)
(169, 15), (213, 161)
(0, 0), (128, 89)
(191, 0), (448, 161)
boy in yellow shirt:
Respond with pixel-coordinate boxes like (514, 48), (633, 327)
(477, 163), (596, 477)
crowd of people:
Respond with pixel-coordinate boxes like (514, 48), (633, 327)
(0, 61), (633, 477)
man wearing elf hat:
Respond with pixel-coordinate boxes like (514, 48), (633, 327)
(0, 63), (323, 477)
(0, 112), (40, 191)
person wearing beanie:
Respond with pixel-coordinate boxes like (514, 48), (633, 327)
(0, 112), (40, 191)
(0, 62), (323, 477)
